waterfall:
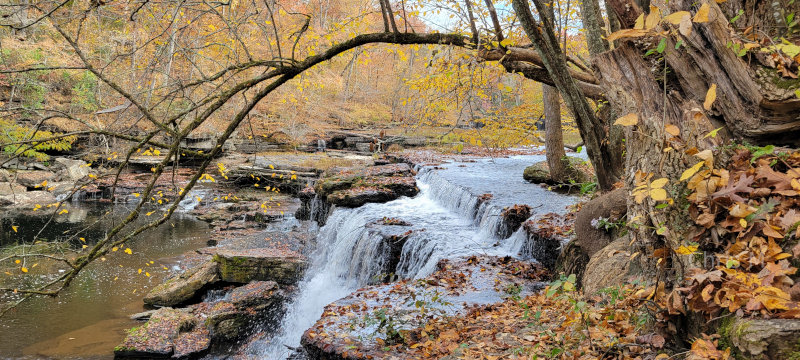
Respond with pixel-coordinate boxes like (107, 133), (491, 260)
(254, 156), (577, 358)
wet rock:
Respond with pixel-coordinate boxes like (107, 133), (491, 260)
(499, 204), (531, 238)
(143, 261), (220, 307)
(301, 256), (548, 359)
(54, 158), (89, 181)
(13, 170), (59, 188)
(313, 163), (418, 209)
(582, 237), (634, 295)
(212, 248), (307, 284)
(519, 212), (574, 270)
(294, 186), (316, 220)
(202, 281), (285, 342)
(0, 190), (56, 208)
(364, 221), (415, 283)
(114, 307), (207, 359)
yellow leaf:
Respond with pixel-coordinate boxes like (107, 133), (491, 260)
(645, 6), (662, 30)
(634, 14), (645, 29)
(138, 268), (142, 274)
(650, 178), (669, 188)
(614, 113), (639, 126)
(21, 267), (28, 273)
(11, 226), (17, 233)
(650, 188), (668, 201)
(664, 11), (692, 24)
(80, 237), (85, 242)
(704, 84), (717, 110)
(693, 3), (710, 23)
(145, 272), (150, 277)
(739, 218), (747, 227)
(676, 245), (699, 255)
(124, 248), (133, 255)
(82, 245), (88, 249)
(15, 259), (20, 264)
(59, 209), (69, 215)
(112, 247), (118, 252)
(680, 161), (705, 181)
(133, 193), (140, 197)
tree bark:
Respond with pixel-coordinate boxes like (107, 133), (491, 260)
(543, 84), (570, 183)
(595, 0), (800, 280)
(512, 0), (623, 190)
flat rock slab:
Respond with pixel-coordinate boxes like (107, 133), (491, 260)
(727, 318), (800, 359)
(115, 308), (208, 359)
(212, 248), (307, 284)
(301, 256), (547, 360)
(143, 261), (220, 307)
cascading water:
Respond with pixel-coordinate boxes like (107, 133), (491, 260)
(254, 154), (581, 358)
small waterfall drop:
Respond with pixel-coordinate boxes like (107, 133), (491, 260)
(255, 155), (578, 358)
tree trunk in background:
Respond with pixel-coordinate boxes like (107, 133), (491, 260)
(512, 0), (623, 190)
(543, 84), (569, 183)
(595, 0), (800, 281)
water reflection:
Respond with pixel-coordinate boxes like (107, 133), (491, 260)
(0, 203), (209, 359)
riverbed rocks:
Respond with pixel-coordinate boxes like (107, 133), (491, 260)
(301, 256), (547, 360)
(114, 307), (208, 359)
(117, 281), (285, 359)
(212, 248), (307, 285)
(13, 170), (59, 188)
(143, 261), (220, 307)
(520, 212), (574, 270)
(313, 163), (419, 209)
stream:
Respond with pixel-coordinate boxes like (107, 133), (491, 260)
(254, 153), (581, 359)
(0, 203), (209, 359)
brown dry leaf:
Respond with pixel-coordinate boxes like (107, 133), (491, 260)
(607, 29), (651, 42)
(703, 84), (717, 110)
(665, 124), (680, 136)
(634, 13), (645, 29)
(679, 14), (694, 36)
(729, 202), (757, 218)
(696, 149), (714, 167)
(762, 225), (784, 239)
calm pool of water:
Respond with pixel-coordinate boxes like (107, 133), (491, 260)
(0, 203), (210, 359)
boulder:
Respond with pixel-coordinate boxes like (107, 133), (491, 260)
(499, 204), (531, 238)
(13, 170), (58, 188)
(55, 158), (89, 181)
(143, 261), (220, 307)
(725, 317), (800, 359)
(574, 188), (627, 258)
(522, 157), (591, 185)
(522, 162), (550, 184)
(114, 307), (208, 359)
(582, 237), (633, 296)
(212, 248), (307, 284)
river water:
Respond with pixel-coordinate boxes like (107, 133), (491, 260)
(0, 203), (209, 359)
(254, 154), (581, 358)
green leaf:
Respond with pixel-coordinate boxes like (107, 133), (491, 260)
(655, 203), (669, 209)
(675, 40), (683, 49)
(656, 38), (667, 54)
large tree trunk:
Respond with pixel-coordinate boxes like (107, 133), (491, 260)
(543, 84), (570, 182)
(595, 0), (800, 279)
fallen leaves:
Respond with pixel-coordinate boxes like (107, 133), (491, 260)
(614, 113), (639, 126)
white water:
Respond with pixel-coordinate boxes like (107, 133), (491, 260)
(254, 155), (578, 358)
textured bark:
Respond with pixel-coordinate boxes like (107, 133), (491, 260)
(543, 84), (569, 183)
(595, 0), (800, 281)
(512, 0), (623, 190)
